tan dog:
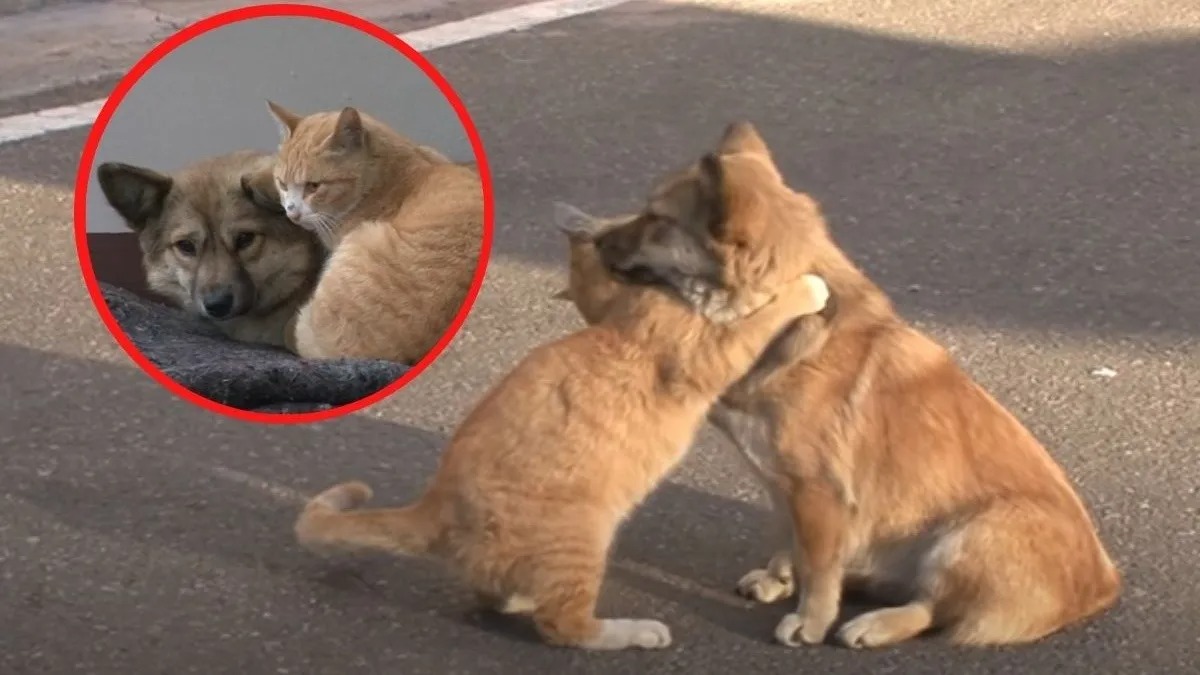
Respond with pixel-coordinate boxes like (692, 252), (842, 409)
(97, 151), (323, 347)
(556, 121), (1121, 649)
(291, 188), (830, 649)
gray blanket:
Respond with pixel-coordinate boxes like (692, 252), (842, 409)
(101, 283), (409, 414)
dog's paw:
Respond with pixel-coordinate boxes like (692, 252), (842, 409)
(736, 567), (795, 604)
(835, 604), (933, 649)
(774, 609), (835, 647)
(835, 613), (886, 649)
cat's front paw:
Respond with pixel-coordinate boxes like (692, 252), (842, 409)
(797, 274), (830, 314)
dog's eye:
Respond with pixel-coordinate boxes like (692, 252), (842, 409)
(303, 181), (321, 195)
(174, 240), (196, 256)
(234, 232), (258, 251)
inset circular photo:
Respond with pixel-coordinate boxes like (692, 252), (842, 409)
(76, 5), (492, 422)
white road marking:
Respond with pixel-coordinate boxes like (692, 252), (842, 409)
(403, 0), (630, 50)
(0, 0), (632, 146)
(0, 100), (107, 145)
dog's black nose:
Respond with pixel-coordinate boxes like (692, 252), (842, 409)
(201, 289), (236, 319)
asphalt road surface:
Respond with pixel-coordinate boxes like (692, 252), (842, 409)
(1, 1), (1198, 673)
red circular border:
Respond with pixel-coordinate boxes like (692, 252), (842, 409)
(74, 3), (494, 425)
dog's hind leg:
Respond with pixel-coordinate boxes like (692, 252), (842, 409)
(935, 502), (1120, 647)
(836, 502), (1121, 649)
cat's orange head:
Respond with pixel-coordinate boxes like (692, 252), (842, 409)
(266, 101), (378, 247)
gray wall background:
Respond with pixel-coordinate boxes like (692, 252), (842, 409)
(87, 15), (473, 233)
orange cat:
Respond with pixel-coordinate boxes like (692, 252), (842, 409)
(266, 102), (483, 364)
(292, 185), (830, 649)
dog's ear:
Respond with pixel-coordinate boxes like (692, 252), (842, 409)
(96, 162), (173, 230)
(699, 123), (783, 244)
(240, 167), (285, 215)
(717, 121), (770, 157)
(696, 152), (731, 240)
(329, 106), (366, 152)
(717, 120), (782, 183)
(266, 100), (301, 143)
(646, 153), (728, 243)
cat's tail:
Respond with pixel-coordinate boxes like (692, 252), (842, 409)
(294, 481), (443, 558)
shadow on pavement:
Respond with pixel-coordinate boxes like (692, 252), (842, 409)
(0, 342), (826, 672)
(0, 336), (1168, 674)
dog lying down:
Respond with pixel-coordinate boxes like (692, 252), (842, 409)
(101, 283), (408, 413)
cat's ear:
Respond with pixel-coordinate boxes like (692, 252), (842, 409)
(266, 100), (301, 143)
(240, 166), (285, 215)
(552, 202), (597, 241)
(96, 162), (173, 231)
(329, 106), (365, 152)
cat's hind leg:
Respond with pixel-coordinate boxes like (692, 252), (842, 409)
(288, 303), (333, 359)
(525, 536), (671, 650)
(474, 591), (537, 615)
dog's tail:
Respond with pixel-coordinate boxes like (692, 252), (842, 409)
(294, 481), (443, 557)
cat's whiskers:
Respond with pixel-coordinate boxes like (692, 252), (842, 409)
(308, 212), (340, 249)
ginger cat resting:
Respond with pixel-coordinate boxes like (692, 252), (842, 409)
(559, 121), (1121, 649)
(266, 102), (483, 364)
(292, 177), (830, 649)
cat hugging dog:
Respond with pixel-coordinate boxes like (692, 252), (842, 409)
(96, 102), (483, 364)
(293, 123), (1120, 650)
